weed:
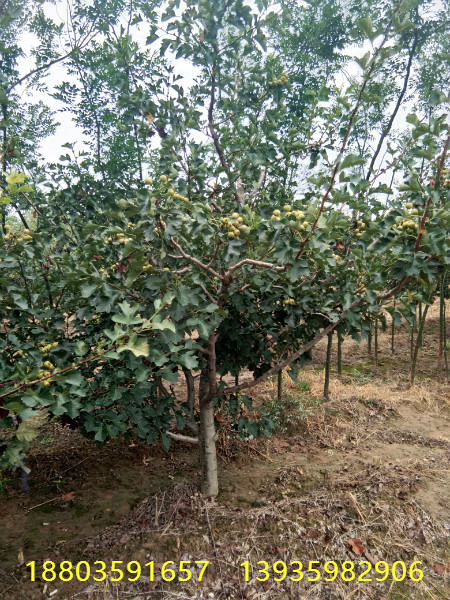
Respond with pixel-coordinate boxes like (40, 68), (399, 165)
(263, 380), (323, 434)
(348, 367), (373, 385)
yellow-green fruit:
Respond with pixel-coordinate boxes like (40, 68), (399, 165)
(160, 175), (168, 183)
(119, 238), (126, 244)
(23, 228), (31, 235)
(302, 221), (309, 228)
(222, 217), (229, 224)
(412, 208), (419, 215)
(283, 204), (291, 212)
(237, 216), (243, 223)
(163, 267), (170, 272)
(168, 188), (175, 196)
(273, 209), (281, 216)
(356, 232), (362, 238)
(406, 202), (413, 209)
(144, 177), (153, 184)
(228, 231), (235, 238)
(43, 380), (51, 387)
(231, 212), (239, 219)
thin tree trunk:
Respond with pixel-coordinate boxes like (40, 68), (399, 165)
(367, 324), (372, 355)
(198, 334), (219, 497)
(337, 331), (343, 378)
(410, 309), (416, 364)
(277, 370), (282, 403)
(324, 331), (333, 401)
(366, 33), (418, 179)
(438, 275), (445, 364)
(410, 304), (430, 386)
(391, 299), (396, 353)
(374, 317), (379, 371)
(443, 293), (449, 381)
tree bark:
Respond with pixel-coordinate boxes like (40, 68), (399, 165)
(324, 331), (333, 401)
(198, 333), (219, 497)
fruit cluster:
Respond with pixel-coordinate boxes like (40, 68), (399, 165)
(271, 205), (309, 230)
(283, 298), (295, 305)
(2, 225), (33, 243)
(105, 232), (133, 244)
(391, 204), (421, 234)
(39, 342), (58, 357)
(269, 71), (289, 87)
(158, 175), (189, 202)
(395, 219), (419, 234)
(167, 188), (189, 203)
(354, 220), (365, 238)
(222, 213), (249, 239)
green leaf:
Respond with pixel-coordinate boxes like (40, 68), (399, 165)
(160, 432), (171, 452)
(16, 420), (39, 443)
(81, 283), (98, 298)
(65, 372), (84, 386)
(340, 154), (366, 170)
(358, 16), (373, 38)
(119, 332), (149, 357)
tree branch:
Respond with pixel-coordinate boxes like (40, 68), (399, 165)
(170, 237), (221, 279)
(166, 431), (198, 444)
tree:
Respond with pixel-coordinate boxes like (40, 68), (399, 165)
(1, 0), (449, 497)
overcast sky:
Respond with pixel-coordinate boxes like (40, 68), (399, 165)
(14, 0), (445, 182)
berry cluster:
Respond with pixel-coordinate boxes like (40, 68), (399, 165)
(222, 213), (249, 239)
(269, 71), (289, 87)
(2, 225), (33, 243)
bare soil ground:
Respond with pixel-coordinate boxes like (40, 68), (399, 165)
(0, 308), (449, 600)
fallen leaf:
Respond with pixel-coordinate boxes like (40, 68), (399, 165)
(305, 528), (320, 539)
(433, 564), (450, 575)
(18, 548), (24, 565)
(61, 491), (75, 501)
(364, 551), (377, 566)
(348, 538), (365, 555)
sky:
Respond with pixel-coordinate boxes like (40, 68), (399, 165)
(13, 0), (447, 183)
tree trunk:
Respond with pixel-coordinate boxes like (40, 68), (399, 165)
(199, 389), (218, 497)
(391, 299), (396, 353)
(277, 369), (282, 403)
(374, 317), (378, 372)
(438, 275), (445, 364)
(324, 331), (333, 401)
(337, 331), (343, 379)
(198, 333), (219, 497)
(410, 303), (429, 386)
